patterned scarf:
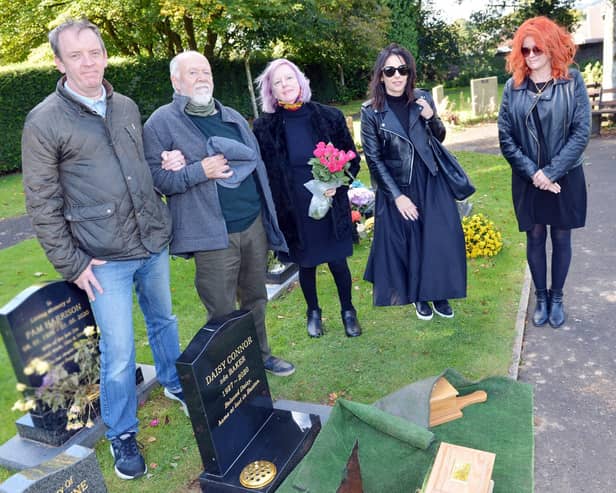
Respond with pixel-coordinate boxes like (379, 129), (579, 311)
(277, 89), (303, 111)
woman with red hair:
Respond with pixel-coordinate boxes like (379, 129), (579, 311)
(498, 16), (591, 328)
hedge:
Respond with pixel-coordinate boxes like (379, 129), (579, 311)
(0, 57), (368, 174)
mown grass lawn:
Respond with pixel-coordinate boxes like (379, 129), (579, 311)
(0, 173), (26, 219)
(0, 148), (525, 491)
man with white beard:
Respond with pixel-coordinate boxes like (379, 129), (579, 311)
(143, 51), (295, 377)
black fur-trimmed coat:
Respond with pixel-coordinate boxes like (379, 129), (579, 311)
(253, 102), (360, 253)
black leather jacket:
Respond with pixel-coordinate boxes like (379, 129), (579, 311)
(498, 69), (590, 182)
(360, 90), (446, 201)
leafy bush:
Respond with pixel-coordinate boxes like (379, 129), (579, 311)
(1, 57), (366, 174)
(582, 60), (602, 85)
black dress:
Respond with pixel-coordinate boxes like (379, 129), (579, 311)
(511, 79), (587, 231)
(363, 96), (466, 306)
(278, 106), (353, 267)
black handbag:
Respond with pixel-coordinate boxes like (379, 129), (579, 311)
(426, 126), (476, 201)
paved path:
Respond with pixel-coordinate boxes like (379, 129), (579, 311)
(0, 215), (34, 250)
(444, 122), (501, 155)
(518, 136), (616, 492)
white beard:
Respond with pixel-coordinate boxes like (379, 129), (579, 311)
(190, 87), (213, 106)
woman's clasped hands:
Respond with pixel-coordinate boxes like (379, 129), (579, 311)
(532, 169), (561, 194)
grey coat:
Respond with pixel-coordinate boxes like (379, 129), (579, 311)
(22, 78), (172, 281)
(143, 94), (287, 255)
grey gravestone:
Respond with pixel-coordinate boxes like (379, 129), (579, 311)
(470, 76), (498, 117)
(432, 84), (445, 107)
(0, 444), (107, 493)
(176, 310), (320, 492)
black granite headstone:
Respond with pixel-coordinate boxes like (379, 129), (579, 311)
(0, 281), (95, 388)
(266, 262), (298, 284)
(0, 445), (107, 493)
(176, 310), (320, 492)
(0, 281), (97, 440)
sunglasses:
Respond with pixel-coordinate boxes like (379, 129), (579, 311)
(382, 65), (409, 77)
(521, 46), (544, 57)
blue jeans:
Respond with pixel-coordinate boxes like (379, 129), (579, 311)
(90, 249), (181, 439)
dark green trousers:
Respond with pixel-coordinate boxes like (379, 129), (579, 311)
(194, 215), (272, 360)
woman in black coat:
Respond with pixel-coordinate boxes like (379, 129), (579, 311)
(253, 58), (362, 338)
(498, 17), (590, 328)
(360, 43), (467, 319)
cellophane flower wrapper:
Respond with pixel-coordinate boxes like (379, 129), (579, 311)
(304, 178), (343, 219)
(305, 142), (356, 220)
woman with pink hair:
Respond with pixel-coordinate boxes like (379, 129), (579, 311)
(498, 16), (591, 328)
(253, 59), (362, 338)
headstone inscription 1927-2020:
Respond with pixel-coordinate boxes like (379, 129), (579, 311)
(0, 281), (97, 439)
(176, 310), (321, 492)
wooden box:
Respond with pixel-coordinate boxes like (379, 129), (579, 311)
(424, 442), (495, 493)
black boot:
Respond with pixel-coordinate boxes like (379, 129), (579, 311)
(341, 309), (362, 337)
(532, 289), (549, 326)
(548, 289), (565, 328)
(306, 308), (323, 338)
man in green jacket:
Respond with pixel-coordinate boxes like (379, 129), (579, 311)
(21, 19), (185, 481)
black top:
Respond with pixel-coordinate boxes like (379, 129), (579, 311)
(278, 105), (352, 266)
(188, 113), (261, 233)
(386, 94), (410, 136)
(526, 79), (552, 169)
(252, 101), (359, 254)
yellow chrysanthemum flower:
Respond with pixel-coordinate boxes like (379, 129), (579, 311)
(462, 213), (503, 259)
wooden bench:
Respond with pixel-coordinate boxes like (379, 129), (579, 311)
(588, 83), (616, 135)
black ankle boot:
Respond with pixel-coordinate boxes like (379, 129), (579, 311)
(548, 289), (565, 328)
(341, 309), (362, 337)
(532, 289), (549, 326)
(306, 308), (323, 337)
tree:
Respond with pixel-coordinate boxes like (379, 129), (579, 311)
(415, 4), (461, 83)
(468, 0), (580, 44)
(0, 0), (55, 62)
(382, 0), (461, 83)
(509, 0), (580, 32)
(275, 0), (390, 96)
(385, 0), (420, 55)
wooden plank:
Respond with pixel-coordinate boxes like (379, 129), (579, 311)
(592, 109), (616, 115)
(587, 82), (602, 110)
(430, 390), (488, 427)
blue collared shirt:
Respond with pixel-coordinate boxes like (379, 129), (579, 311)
(63, 82), (107, 117)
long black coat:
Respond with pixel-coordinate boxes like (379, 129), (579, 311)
(253, 102), (360, 252)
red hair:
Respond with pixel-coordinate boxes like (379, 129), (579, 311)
(506, 16), (576, 87)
